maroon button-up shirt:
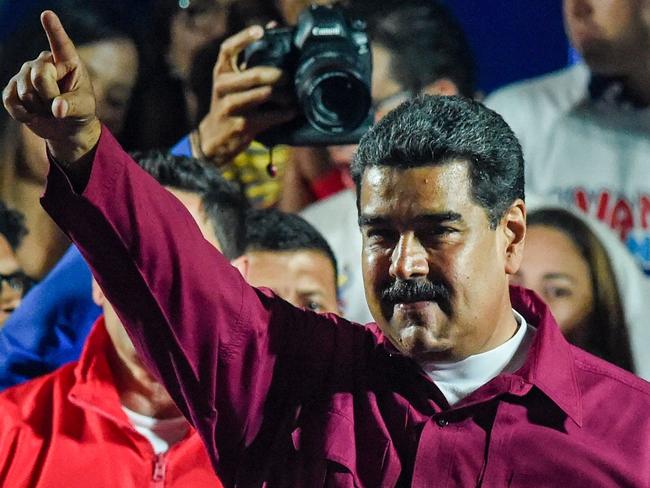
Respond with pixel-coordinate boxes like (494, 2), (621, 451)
(42, 129), (650, 487)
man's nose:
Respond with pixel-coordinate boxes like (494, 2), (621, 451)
(389, 233), (428, 280)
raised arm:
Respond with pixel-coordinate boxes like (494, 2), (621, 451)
(2, 11), (367, 483)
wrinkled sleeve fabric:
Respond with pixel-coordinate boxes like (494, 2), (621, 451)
(0, 246), (100, 390)
(40, 127), (364, 483)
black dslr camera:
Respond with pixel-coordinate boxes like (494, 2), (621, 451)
(243, 3), (373, 146)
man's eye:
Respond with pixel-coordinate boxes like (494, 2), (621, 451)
(306, 300), (324, 312)
(418, 227), (456, 245)
(431, 226), (456, 236)
(366, 229), (396, 242)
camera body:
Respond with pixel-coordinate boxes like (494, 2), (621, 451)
(243, 4), (373, 146)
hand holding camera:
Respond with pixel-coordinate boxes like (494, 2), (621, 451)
(194, 25), (297, 165)
(196, 3), (373, 160)
(244, 4), (373, 146)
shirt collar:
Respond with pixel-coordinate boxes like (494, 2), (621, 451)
(509, 286), (583, 427)
(374, 287), (583, 426)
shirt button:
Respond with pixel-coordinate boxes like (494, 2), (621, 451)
(436, 417), (449, 427)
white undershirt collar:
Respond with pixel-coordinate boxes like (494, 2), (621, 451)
(122, 406), (189, 454)
(420, 310), (535, 406)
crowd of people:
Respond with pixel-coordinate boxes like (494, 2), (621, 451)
(0, 0), (649, 486)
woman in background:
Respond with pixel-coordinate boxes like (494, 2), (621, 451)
(512, 208), (635, 372)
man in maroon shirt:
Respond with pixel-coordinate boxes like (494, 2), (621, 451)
(3, 11), (650, 487)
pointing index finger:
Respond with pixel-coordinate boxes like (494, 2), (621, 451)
(41, 10), (77, 64)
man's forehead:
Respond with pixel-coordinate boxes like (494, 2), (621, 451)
(247, 250), (337, 292)
(249, 249), (334, 273)
(359, 162), (472, 215)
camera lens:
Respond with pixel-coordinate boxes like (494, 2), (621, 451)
(296, 56), (371, 134)
(309, 73), (369, 131)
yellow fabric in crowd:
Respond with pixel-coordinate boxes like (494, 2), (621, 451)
(221, 142), (290, 208)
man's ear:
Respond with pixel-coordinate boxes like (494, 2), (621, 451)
(421, 78), (459, 97)
(501, 199), (526, 275)
(230, 255), (250, 280)
(91, 278), (106, 307)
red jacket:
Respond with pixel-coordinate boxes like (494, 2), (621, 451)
(0, 317), (223, 487)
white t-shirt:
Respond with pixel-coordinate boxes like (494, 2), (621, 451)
(421, 310), (535, 406)
(122, 406), (190, 454)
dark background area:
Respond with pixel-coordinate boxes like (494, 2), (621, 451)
(0, 0), (571, 94)
(447, 0), (570, 93)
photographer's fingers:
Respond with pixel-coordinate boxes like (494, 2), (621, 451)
(213, 67), (283, 97)
(220, 86), (276, 115)
(215, 25), (264, 75)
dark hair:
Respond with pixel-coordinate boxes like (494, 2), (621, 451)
(188, 37), (224, 125)
(527, 208), (634, 372)
(368, 1), (476, 97)
(0, 200), (27, 251)
(245, 209), (338, 283)
(132, 151), (248, 260)
(228, 0), (281, 32)
(0, 0), (133, 134)
(352, 95), (525, 228)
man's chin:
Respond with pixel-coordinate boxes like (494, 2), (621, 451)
(392, 322), (454, 361)
(579, 46), (622, 75)
(377, 301), (454, 356)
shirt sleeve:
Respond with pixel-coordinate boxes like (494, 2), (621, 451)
(0, 246), (101, 390)
(39, 127), (370, 482)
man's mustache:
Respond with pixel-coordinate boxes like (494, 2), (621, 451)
(381, 279), (451, 310)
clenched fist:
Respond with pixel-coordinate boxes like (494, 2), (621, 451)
(2, 10), (101, 163)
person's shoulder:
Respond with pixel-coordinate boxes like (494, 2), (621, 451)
(0, 363), (77, 424)
(485, 64), (589, 117)
(301, 189), (358, 241)
(571, 346), (650, 404)
(301, 189), (356, 222)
